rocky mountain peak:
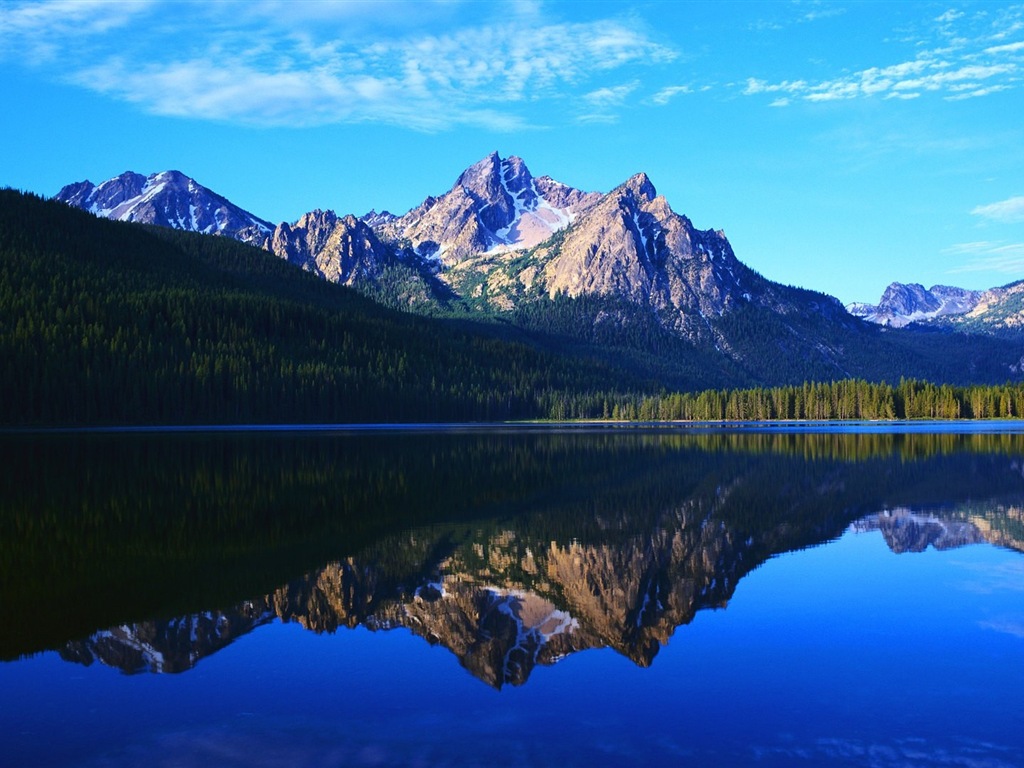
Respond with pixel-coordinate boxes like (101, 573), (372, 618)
(449, 152), (540, 235)
(269, 208), (390, 287)
(56, 169), (272, 244)
(368, 152), (599, 266)
(619, 172), (657, 203)
(848, 282), (985, 328)
(879, 282), (936, 315)
(57, 171), (147, 213)
(297, 208), (341, 228)
(455, 151), (503, 192)
(361, 209), (396, 228)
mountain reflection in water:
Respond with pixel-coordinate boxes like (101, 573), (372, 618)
(58, 504), (1024, 687)
(3, 428), (1024, 689)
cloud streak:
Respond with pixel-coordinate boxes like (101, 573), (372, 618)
(0, 0), (674, 131)
(743, 6), (1024, 104)
(972, 196), (1024, 224)
(946, 241), (1024, 274)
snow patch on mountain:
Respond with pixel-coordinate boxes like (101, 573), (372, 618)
(488, 158), (578, 253)
(56, 170), (273, 244)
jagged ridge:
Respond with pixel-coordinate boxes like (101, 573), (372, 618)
(56, 170), (273, 244)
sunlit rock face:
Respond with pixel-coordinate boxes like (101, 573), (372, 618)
(269, 210), (391, 286)
(847, 283), (984, 327)
(54, 156), (853, 348)
(847, 280), (1024, 335)
(371, 152), (603, 268)
(535, 173), (764, 339)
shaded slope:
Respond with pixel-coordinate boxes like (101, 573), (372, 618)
(0, 190), (655, 425)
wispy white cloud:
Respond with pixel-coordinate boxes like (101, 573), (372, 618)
(971, 196), (1024, 223)
(583, 82), (639, 107)
(935, 9), (965, 25)
(0, 0), (674, 131)
(800, 5), (846, 24)
(986, 40), (1024, 55)
(748, 1), (846, 32)
(0, 0), (154, 64)
(945, 241), (1024, 274)
(576, 81), (640, 124)
(744, 78), (808, 96)
(744, 5), (1024, 105)
(649, 84), (693, 106)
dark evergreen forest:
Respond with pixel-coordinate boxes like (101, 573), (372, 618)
(2, 189), (1022, 425)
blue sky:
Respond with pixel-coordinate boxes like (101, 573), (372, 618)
(1, 0), (1022, 305)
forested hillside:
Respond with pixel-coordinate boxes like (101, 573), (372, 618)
(0, 190), (650, 425)
(2, 190), (1022, 426)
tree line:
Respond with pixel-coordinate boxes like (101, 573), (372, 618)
(537, 378), (1022, 422)
(3, 189), (1023, 427)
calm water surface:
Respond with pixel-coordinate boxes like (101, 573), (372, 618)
(1, 426), (1022, 767)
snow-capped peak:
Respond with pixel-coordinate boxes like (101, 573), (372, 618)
(55, 170), (273, 244)
(485, 154), (581, 252)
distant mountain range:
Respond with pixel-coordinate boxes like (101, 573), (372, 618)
(58, 154), (833, 343)
(57, 170), (273, 244)
(19, 157), (1020, 394)
(57, 156), (1024, 342)
(848, 281), (1024, 334)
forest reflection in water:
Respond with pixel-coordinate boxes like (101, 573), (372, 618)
(2, 426), (1023, 684)
(3, 425), (1024, 768)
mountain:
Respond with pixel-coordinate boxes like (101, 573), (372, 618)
(269, 208), (388, 285)
(56, 170), (273, 244)
(2, 189), (658, 426)
(54, 162), (1024, 349)
(848, 280), (1024, 335)
(266, 207), (449, 308)
(292, 153), (849, 346)
(848, 283), (984, 327)
(951, 280), (1024, 335)
(38, 157), (1024, 389)
(58, 156), (842, 337)
(255, 153), (912, 383)
(442, 169), (853, 342)
(372, 151), (604, 266)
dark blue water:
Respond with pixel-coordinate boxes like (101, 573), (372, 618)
(1, 427), (1022, 767)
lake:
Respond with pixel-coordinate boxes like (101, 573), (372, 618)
(1, 425), (1023, 767)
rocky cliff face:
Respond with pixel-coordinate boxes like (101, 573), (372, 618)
(56, 170), (273, 245)
(849, 280), (1024, 335)
(371, 152), (603, 268)
(49, 158), (855, 346)
(957, 281), (1024, 333)
(536, 174), (759, 336)
(268, 209), (391, 287)
(847, 282), (983, 327)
